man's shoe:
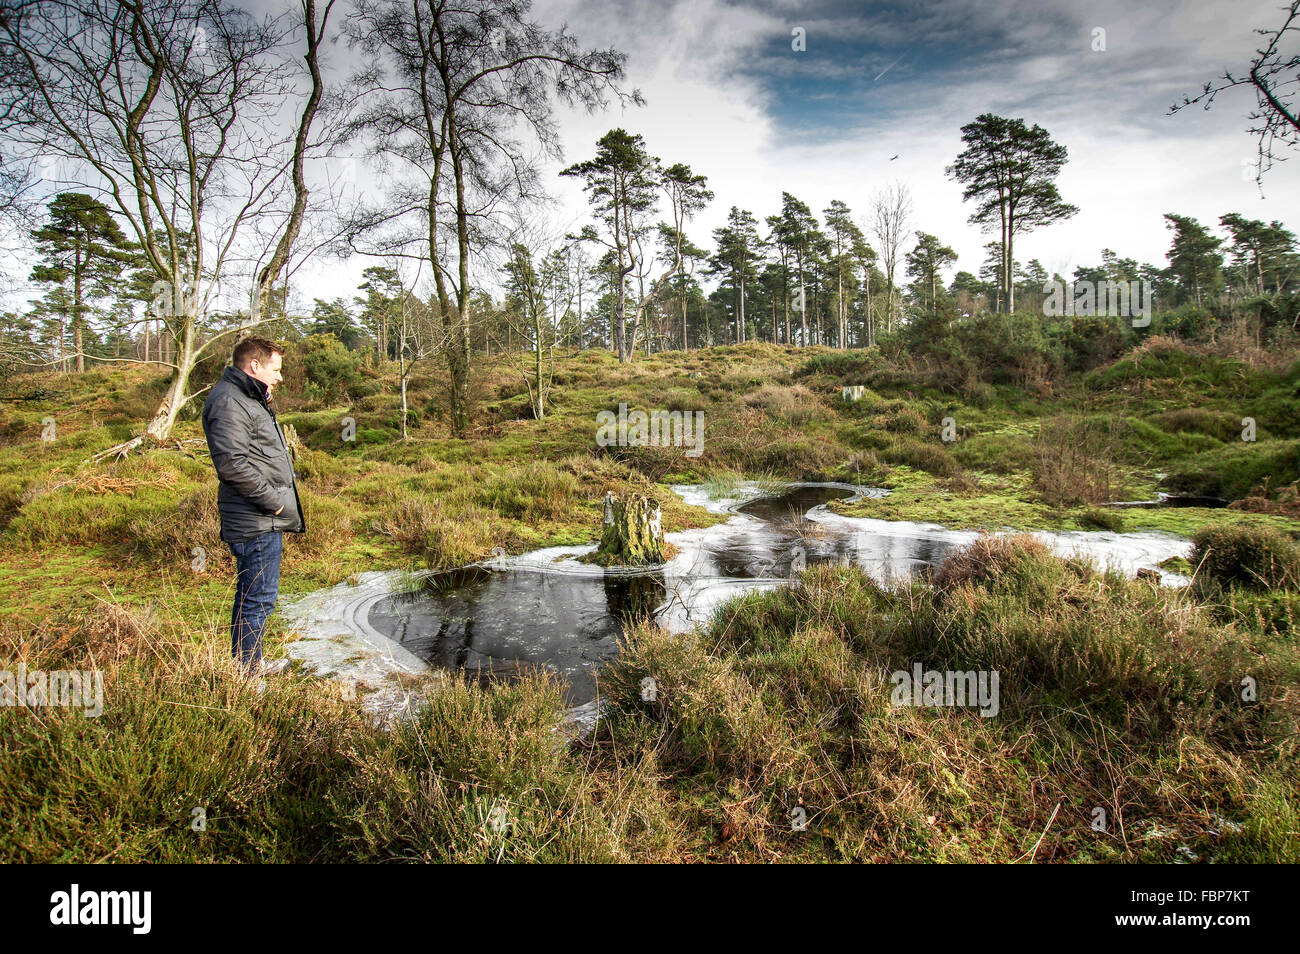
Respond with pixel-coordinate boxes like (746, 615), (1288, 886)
(260, 658), (291, 676)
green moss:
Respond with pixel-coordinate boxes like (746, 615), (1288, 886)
(951, 429), (1037, 474)
(832, 470), (1061, 529)
(1079, 507), (1125, 531)
(1164, 439), (1300, 500)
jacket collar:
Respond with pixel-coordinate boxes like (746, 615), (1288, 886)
(223, 364), (270, 406)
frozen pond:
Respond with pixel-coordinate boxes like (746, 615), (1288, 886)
(287, 482), (1192, 706)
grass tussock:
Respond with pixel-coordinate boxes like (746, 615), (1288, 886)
(1192, 524), (1300, 593)
(7, 538), (1294, 862)
(596, 540), (1299, 862)
(0, 603), (673, 863)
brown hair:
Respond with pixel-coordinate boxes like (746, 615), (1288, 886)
(232, 335), (284, 370)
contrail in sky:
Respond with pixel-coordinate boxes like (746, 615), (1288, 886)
(874, 53), (905, 81)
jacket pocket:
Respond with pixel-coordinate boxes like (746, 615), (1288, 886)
(269, 486), (289, 523)
(217, 484), (273, 541)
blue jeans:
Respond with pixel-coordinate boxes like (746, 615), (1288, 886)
(228, 531), (283, 673)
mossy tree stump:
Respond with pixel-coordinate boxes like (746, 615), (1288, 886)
(595, 492), (669, 566)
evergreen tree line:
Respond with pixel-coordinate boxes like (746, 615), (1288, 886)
(6, 180), (1295, 374)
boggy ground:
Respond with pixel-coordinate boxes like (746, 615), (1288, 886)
(0, 337), (1296, 861)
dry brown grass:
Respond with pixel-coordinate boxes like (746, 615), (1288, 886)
(1228, 479), (1300, 518)
(930, 532), (1052, 590)
(742, 383), (825, 426)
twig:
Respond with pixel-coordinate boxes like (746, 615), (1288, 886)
(160, 700), (231, 712)
(1015, 801), (1061, 864)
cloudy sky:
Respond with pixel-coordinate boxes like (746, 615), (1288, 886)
(525, 0), (1298, 290)
(5, 0), (1297, 311)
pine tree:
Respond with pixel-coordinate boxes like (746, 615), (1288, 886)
(29, 192), (133, 372)
(1164, 214), (1224, 308)
(708, 207), (762, 345)
(905, 232), (958, 312)
(947, 114), (1078, 313)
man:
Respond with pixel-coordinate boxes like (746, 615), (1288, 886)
(201, 336), (305, 677)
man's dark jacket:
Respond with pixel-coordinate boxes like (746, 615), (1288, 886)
(201, 365), (305, 543)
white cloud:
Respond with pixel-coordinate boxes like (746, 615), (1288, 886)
(7, 0), (1296, 313)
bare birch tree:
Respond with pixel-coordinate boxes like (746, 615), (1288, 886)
(344, 0), (635, 431)
(868, 182), (912, 335)
(0, 0), (339, 455)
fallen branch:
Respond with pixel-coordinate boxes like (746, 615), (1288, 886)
(45, 469), (179, 496)
(87, 434), (149, 464)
